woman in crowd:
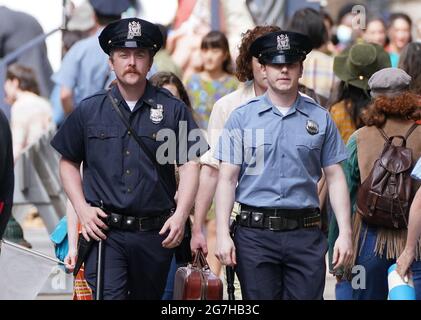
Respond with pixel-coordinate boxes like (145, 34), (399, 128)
(184, 30), (239, 130)
(386, 13), (412, 67)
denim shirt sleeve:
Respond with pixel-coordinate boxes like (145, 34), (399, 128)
(51, 44), (80, 89)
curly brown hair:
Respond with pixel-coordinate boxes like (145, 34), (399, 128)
(235, 25), (281, 82)
(361, 92), (421, 127)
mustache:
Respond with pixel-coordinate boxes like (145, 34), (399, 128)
(123, 69), (140, 75)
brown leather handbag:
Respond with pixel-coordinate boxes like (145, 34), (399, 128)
(173, 249), (223, 300)
(356, 124), (417, 229)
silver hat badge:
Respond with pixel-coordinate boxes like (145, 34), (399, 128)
(277, 34), (290, 51)
(150, 104), (164, 124)
(128, 21), (142, 39)
(306, 120), (319, 135)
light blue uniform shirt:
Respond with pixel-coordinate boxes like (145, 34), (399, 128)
(52, 29), (114, 106)
(412, 157), (421, 180)
(215, 93), (348, 209)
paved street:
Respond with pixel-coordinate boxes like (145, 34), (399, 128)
(19, 219), (336, 300)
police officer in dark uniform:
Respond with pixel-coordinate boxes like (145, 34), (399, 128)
(0, 110), (14, 242)
(214, 31), (353, 299)
(51, 18), (207, 299)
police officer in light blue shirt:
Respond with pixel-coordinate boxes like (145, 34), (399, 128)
(52, 0), (131, 118)
(214, 30), (353, 300)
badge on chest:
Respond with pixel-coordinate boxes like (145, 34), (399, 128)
(306, 120), (319, 135)
(150, 104), (164, 124)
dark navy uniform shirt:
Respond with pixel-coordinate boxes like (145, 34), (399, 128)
(51, 82), (207, 217)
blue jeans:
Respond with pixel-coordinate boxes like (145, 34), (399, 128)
(353, 224), (421, 300)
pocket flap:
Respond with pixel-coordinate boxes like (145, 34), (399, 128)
(87, 126), (119, 139)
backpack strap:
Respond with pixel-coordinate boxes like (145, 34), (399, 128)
(377, 127), (389, 142)
(377, 123), (418, 144)
(404, 123), (418, 140)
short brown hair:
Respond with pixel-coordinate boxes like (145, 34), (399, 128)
(6, 64), (40, 95)
(235, 25), (281, 82)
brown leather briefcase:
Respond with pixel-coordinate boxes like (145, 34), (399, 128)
(173, 249), (223, 300)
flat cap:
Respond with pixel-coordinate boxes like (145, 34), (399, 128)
(368, 67), (412, 97)
(250, 31), (312, 65)
(99, 18), (163, 55)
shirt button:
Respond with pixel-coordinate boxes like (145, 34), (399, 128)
(100, 133), (105, 139)
(125, 150), (130, 156)
(126, 169), (131, 175)
(128, 130), (131, 136)
(127, 188), (132, 193)
(281, 154), (285, 158)
(280, 173), (284, 177)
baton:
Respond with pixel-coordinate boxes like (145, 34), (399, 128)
(95, 239), (105, 300)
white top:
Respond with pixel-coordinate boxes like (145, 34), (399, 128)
(126, 100), (137, 112)
(275, 105), (291, 116)
(201, 81), (256, 168)
(11, 91), (53, 160)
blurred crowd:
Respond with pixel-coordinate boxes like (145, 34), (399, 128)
(1, 0), (421, 300)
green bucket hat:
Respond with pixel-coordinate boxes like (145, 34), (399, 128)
(333, 43), (391, 91)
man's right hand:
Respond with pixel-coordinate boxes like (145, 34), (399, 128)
(191, 229), (208, 256)
(215, 234), (236, 267)
(77, 205), (108, 241)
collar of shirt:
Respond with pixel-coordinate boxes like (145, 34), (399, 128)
(258, 92), (309, 118)
(110, 81), (156, 113)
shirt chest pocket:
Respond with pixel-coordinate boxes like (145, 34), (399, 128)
(243, 133), (272, 165)
(86, 126), (122, 164)
(295, 134), (324, 150)
(295, 134), (324, 171)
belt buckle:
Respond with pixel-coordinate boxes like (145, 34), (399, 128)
(304, 215), (320, 228)
(138, 217), (144, 230)
(268, 216), (284, 231)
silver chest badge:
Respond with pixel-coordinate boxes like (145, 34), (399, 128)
(277, 34), (290, 51)
(306, 120), (319, 135)
(150, 104), (164, 124)
(128, 21), (142, 39)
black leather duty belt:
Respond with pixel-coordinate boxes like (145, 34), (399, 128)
(237, 205), (321, 231)
(106, 212), (171, 231)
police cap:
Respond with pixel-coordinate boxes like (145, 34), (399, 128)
(99, 18), (163, 55)
(89, 0), (130, 16)
(250, 31), (312, 65)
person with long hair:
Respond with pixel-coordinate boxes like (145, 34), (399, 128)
(399, 42), (421, 95)
(185, 31), (239, 130)
(386, 13), (412, 67)
(150, 71), (192, 110)
(329, 43), (391, 143)
(362, 16), (388, 48)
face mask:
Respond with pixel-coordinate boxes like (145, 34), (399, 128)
(337, 24), (353, 44)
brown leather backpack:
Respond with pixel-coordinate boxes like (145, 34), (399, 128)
(356, 124), (418, 229)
